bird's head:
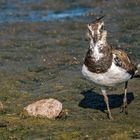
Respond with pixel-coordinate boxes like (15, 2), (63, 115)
(87, 16), (107, 44)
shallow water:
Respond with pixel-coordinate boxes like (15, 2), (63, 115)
(0, 0), (140, 139)
(0, 7), (95, 23)
(0, 0), (96, 23)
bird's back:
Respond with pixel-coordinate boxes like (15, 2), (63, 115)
(113, 49), (136, 78)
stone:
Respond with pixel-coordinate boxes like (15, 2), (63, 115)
(24, 98), (62, 119)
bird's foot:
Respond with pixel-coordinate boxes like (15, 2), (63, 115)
(120, 102), (128, 115)
(108, 113), (114, 120)
(107, 111), (114, 120)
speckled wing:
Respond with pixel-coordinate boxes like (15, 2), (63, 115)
(113, 49), (136, 78)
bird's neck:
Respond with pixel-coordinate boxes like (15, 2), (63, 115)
(89, 39), (109, 61)
(90, 38), (107, 49)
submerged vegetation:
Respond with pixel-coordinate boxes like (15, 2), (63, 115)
(0, 0), (140, 139)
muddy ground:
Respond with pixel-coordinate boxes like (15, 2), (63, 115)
(0, 0), (140, 139)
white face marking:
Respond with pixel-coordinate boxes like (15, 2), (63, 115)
(88, 25), (94, 36)
(92, 44), (103, 61)
(90, 41), (104, 61)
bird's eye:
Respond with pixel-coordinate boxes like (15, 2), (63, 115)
(100, 25), (104, 30)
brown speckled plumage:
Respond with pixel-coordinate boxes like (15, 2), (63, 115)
(113, 49), (136, 77)
(84, 44), (112, 73)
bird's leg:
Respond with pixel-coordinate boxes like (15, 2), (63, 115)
(101, 87), (113, 120)
(121, 81), (128, 114)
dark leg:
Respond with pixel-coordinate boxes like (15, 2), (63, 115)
(101, 87), (113, 120)
(121, 81), (128, 114)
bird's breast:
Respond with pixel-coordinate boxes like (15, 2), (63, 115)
(82, 62), (131, 86)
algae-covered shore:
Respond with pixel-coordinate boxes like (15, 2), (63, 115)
(0, 0), (140, 139)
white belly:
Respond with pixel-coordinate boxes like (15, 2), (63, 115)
(82, 62), (131, 86)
